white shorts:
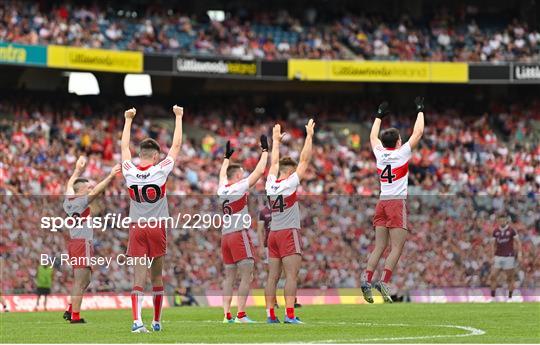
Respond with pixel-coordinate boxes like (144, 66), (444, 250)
(493, 256), (515, 270)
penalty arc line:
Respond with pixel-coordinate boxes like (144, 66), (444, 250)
(307, 322), (486, 343)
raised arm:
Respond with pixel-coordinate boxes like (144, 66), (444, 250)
(296, 119), (315, 180)
(370, 101), (389, 149)
(66, 156), (86, 195)
(408, 97), (425, 149)
(121, 108), (136, 162)
(219, 141), (234, 186)
(168, 105), (184, 159)
(268, 124), (284, 177)
(87, 164), (121, 203)
(247, 135), (269, 187)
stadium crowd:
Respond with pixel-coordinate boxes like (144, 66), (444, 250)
(0, 96), (538, 296)
(1, 1), (539, 61)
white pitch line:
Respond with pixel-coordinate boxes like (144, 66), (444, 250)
(18, 319), (487, 343)
(308, 322), (486, 343)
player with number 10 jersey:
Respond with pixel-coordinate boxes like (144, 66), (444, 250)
(121, 105), (184, 333)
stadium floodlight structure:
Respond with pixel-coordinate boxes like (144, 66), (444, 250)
(68, 72), (100, 96)
(124, 74), (152, 96)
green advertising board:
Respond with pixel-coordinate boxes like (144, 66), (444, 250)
(0, 42), (47, 66)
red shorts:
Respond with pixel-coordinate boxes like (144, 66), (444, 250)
(221, 230), (255, 265)
(127, 223), (166, 258)
(68, 238), (93, 269)
(268, 228), (302, 259)
(373, 199), (409, 230)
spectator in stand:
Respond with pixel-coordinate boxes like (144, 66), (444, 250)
(1, 1), (538, 61)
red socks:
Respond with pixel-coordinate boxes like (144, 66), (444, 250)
(131, 286), (144, 322)
(267, 308), (276, 320)
(152, 286), (164, 322)
(72, 312), (80, 321)
(364, 270), (374, 283)
(382, 269), (393, 283)
(66, 303), (72, 313)
(286, 308), (295, 319)
(237, 311), (246, 319)
(225, 312), (232, 320)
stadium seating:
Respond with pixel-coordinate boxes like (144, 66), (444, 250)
(1, 1), (539, 61)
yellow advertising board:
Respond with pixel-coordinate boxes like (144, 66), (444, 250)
(430, 62), (468, 82)
(47, 45), (143, 73)
(288, 59), (328, 80)
(288, 59), (468, 83)
(330, 61), (431, 82)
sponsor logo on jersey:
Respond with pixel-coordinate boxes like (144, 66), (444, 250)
(136, 172), (150, 179)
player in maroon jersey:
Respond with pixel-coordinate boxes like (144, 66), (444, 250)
(256, 205), (272, 263)
(489, 214), (522, 301)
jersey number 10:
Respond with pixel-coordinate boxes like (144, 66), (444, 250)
(129, 184), (162, 203)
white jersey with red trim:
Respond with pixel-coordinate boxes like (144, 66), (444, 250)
(217, 178), (250, 234)
(122, 156), (174, 221)
(265, 172), (300, 231)
(373, 142), (412, 199)
(63, 195), (92, 240)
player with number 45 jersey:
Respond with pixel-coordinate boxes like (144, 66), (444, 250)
(265, 119), (315, 324)
(121, 105), (184, 333)
(361, 98), (424, 305)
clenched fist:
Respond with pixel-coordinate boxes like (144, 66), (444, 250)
(124, 107), (136, 119)
(173, 105), (183, 117)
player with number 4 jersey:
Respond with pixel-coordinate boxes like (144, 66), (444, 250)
(121, 105), (184, 333)
(217, 136), (268, 324)
(361, 98), (424, 304)
(265, 119), (315, 324)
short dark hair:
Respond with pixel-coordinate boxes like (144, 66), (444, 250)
(380, 128), (400, 148)
(139, 138), (160, 158)
(226, 164), (243, 179)
(279, 156), (297, 175)
(73, 178), (89, 192)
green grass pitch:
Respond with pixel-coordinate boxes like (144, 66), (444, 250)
(1, 303), (539, 343)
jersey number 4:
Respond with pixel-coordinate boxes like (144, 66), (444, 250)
(129, 184), (162, 203)
(268, 195), (285, 212)
(380, 164), (396, 183)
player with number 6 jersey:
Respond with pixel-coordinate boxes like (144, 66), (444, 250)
(217, 136), (268, 323)
(264, 119), (315, 324)
(121, 105), (184, 333)
(361, 98), (424, 304)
